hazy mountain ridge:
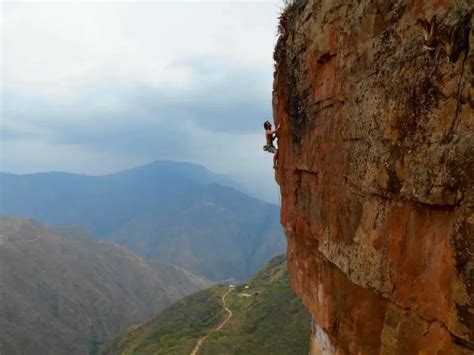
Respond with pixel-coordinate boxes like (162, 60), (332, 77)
(0, 216), (210, 355)
(0, 160), (285, 280)
(0, 161), (240, 237)
(104, 255), (311, 355)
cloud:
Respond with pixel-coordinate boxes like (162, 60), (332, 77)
(2, 2), (281, 95)
(1, 1), (283, 203)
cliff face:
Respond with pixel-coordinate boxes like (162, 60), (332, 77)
(273, 0), (473, 353)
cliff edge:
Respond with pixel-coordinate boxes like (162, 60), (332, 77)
(273, 0), (473, 353)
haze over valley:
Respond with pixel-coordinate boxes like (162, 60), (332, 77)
(0, 160), (285, 281)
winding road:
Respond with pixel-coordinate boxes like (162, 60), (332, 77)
(190, 287), (233, 355)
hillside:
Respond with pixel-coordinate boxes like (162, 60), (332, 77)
(0, 216), (210, 355)
(104, 255), (311, 354)
(0, 160), (285, 281)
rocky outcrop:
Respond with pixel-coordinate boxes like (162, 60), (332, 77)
(273, 0), (473, 353)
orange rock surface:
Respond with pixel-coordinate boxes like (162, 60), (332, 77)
(273, 0), (473, 353)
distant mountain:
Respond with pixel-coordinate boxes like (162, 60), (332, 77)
(104, 255), (311, 355)
(0, 160), (285, 281)
(0, 217), (210, 355)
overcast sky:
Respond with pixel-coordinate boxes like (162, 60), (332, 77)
(1, 0), (283, 203)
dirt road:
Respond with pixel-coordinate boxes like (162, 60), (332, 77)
(190, 288), (232, 355)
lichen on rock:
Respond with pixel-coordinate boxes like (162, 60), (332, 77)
(273, 0), (473, 353)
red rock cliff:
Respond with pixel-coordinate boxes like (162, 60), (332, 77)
(273, 0), (473, 353)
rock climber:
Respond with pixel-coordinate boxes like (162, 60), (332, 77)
(263, 120), (281, 169)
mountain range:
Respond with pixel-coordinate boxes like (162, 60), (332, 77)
(0, 216), (210, 355)
(0, 160), (285, 281)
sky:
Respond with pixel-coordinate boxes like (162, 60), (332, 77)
(1, 0), (283, 203)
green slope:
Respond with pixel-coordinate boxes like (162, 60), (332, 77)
(104, 255), (311, 355)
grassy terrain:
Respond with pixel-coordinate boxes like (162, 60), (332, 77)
(201, 255), (311, 354)
(103, 287), (227, 355)
(103, 255), (311, 354)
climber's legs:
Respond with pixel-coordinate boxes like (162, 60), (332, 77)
(273, 149), (279, 169)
